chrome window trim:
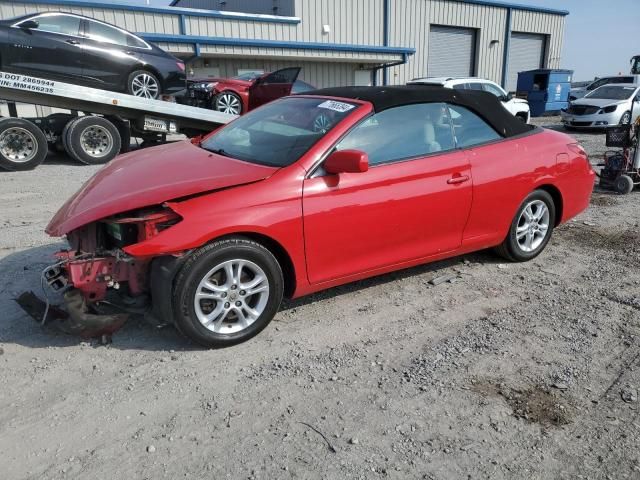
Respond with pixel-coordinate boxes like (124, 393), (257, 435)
(12, 12), (83, 38)
(12, 12), (152, 50)
(83, 18), (152, 51)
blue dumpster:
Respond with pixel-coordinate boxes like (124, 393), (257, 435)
(516, 69), (573, 116)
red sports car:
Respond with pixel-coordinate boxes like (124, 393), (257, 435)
(45, 86), (595, 347)
(183, 68), (303, 115)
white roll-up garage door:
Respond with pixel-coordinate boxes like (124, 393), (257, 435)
(427, 26), (476, 78)
(507, 32), (546, 92)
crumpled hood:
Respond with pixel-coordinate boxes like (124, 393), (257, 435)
(46, 140), (277, 236)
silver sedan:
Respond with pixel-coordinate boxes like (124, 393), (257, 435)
(561, 84), (640, 129)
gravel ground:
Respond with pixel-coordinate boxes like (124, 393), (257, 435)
(1, 117), (639, 480)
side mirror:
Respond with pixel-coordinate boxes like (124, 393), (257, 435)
(19, 20), (39, 30)
(324, 149), (368, 174)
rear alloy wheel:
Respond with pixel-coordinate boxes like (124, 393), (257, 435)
(64, 116), (121, 165)
(495, 190), (556, 262)
(614, 174), (634, 195)
(173, 237), (283, 348)
(620, 111), (632, 125)
(0, 118), (48, 171)
(127, 70), (160, 100)
(214, 92), (243, 115)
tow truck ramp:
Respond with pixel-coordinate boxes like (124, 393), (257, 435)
(0, 71), (238, 171)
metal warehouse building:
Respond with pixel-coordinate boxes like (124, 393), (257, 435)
(0, 0), (567, 92)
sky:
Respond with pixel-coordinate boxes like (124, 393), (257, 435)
(78, 0), (640, 81)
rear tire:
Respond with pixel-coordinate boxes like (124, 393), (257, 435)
(614, 174), (634, 195)
(495, 190), (556, 262)
(127, 70), (160, 100)
(172, 237), (284, 348)
(64, 116), (121, 165)
(0, 117), (48, 171)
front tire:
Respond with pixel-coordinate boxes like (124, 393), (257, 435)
(620, 111), (632, 125)
(495, 190), (556, 262)
(213, 91), (243, 115)
(172, 237), (284, 348)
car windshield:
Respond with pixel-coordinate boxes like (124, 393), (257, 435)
(201, 97), (359, 167)
(585, 85), (637, 100)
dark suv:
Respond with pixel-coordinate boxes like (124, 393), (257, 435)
(0, 12), (186, 99)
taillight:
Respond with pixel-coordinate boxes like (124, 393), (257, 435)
(176, 61), (185, 72)
(567, 142), (592, 170)
(567, 143), (587, 158)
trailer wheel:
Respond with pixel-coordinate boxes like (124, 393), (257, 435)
(0, 117), (48, 171)
(614, 174), (634, 195)
(64, 116), (122, 165)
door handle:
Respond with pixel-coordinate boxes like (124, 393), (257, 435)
(447, 174), (470, 185)
(65, 39), (80, 45)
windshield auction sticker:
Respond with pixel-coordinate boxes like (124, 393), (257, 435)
(318, 100), (356, 113)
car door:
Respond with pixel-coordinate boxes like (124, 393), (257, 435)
(79, 19), (142, 90)
(302, 102), (473, 285)
(446, 103), (525, 243)
(6, 13), (84, 81)
(248, 67), (301, 110)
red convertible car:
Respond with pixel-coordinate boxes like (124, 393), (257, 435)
(45, 86), (594, 347)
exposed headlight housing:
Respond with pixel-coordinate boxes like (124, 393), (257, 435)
(599, 105), (618, 114)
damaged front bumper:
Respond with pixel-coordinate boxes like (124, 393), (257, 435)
(17, 206), (187, 340)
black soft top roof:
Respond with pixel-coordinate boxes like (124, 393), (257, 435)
(305, 85), (533, 138)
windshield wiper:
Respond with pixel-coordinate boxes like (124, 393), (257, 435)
(205, 147), (232, 158)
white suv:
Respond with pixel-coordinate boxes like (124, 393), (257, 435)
(408, 77), (531, 123)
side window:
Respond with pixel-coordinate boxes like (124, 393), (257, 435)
(447, 104), (501, 148)
(467, 82), (484, 91)
(86, 20), (129, 47)
(335, 103), (455, 166)
(126, 34), (148, 49)
(24, 14), (80, 36)
(452, 83), (467, 91)
(481, 82), (506, 99)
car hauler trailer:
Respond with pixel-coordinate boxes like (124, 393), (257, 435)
(0, 71), (237, 171)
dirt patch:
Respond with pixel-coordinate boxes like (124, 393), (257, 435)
(557, 225), (640, 252)
(472, 379), (572, 427)
(590, 193), (619, 207)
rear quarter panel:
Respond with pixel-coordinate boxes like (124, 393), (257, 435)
(462, 128), (593, 250)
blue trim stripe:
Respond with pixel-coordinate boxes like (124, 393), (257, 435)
(12, 0), (302, 24)
(141, 33), (416, 56)
(454, 0), (569, 16)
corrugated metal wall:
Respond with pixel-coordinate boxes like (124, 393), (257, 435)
(189, 58), (360, 88)
(0, 1), (181, 34)
(186, 0), (383, 46)
(387, 0), (565, 86)
(172, 0), (295, 17)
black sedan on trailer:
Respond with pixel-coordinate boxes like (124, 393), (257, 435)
(0, 12), (186, 99)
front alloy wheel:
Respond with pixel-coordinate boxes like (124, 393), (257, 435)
(620, 111), (632, 125)
(194, 260), (270, 334)
(214, 92), (243, 115)
(172, 237), (284, 348)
